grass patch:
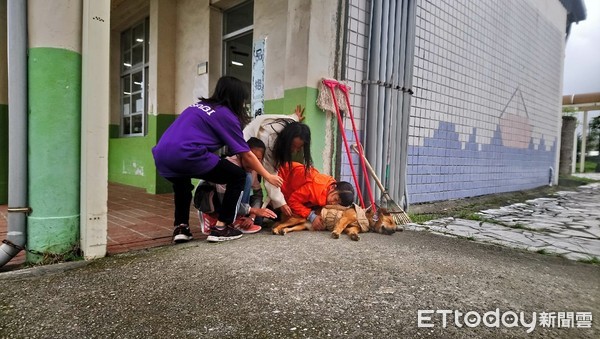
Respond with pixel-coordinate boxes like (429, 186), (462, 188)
(534, 248), (572, 259)
(23, 245), (83, 267)
(452, 234), (477, 242)
(459, 213), (516, 227)
(408, 179), (595, 223)
(455, 211), (482, 220)
(511, 223), (528, 230)
(505, 223), (547, 232)
(578, 256), (600, 265)
(408, 213), (443, 224)
(581, 160), (599, 173)
(559, 175), (599, 186)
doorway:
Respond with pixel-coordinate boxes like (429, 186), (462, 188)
(222, 1), (253, 94)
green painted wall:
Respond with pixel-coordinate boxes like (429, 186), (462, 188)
(0, 105), (7, 204)
(108, 86), (328, 195)
(264, 86), (330, 171)
(109, 124), (119, 138)
(27, 48), (81, 262)
(108, 113), (175, 194)
(263, 98), (283, 115)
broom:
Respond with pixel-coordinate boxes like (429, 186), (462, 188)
(351, 144), (411, 225)
(318, 78), (410, 225)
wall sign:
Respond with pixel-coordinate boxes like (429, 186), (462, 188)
(251, 38), (266, 117)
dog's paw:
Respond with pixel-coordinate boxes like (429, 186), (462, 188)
(350, 234), (360, 241)
(330, 232), (340, 239)
(273, 229), (287, 236)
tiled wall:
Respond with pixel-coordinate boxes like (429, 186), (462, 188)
(407, 0), (563, 203)
(339, 0), (371, 190)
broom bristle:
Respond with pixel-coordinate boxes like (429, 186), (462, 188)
(383, 195), (411, 225)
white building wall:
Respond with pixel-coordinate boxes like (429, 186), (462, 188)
(174, 0), (211, 113)
(254, 0), (288, 100)
(407, 0), (566, 203)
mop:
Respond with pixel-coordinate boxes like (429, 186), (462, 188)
(317, 79), (366, 209)
(317, 78), (410, 225)
(337, 83), (411, 225)
(317, 78), (381, 224)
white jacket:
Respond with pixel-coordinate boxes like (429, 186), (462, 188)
(243, 113), (299, 208)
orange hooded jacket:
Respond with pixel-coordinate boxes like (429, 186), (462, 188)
(278, 162), (336, 219)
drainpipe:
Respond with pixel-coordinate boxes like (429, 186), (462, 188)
(390, 0), (408, 202)
(397, 0), (416, 209)
(366, 0), (382, 198)
(381, 0), (396, 179)
(0, 0), (28, 267)
(375, 0), (390, 179)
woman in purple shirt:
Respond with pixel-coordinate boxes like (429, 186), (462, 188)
(153, 76), (283, 243)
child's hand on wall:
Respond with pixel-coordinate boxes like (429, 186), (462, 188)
(293, 105), (305, 122)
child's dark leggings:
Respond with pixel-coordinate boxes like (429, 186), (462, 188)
(167, 158), (246, 226)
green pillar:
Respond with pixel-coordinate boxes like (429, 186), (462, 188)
(284, 87), (326, 172)
(27, 0), (82, 263)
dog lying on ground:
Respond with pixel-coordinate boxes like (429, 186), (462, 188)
(272, 204), (397, 241)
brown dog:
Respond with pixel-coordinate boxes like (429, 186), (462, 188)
(272, 204), (397, 241)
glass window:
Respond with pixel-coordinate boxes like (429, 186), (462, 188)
(132, 71), (143, 92)
(132, 93), (143, 114)
(123, 97), (131, 116)
(224, 2), (254, 35)
(121, 30), (131, 51)
(120, 18), (149, 136)
(122, 51), (131, 72)
(132, 115), (143, 134)
(122, 74), (131, 94)
(132, 45), (144, 66)
(133, 23), (144, 44)
(223, 2), (253, 94)
(123, 117), (131, 135)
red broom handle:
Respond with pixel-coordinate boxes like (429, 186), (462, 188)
(337, 83), (377, 211)
(323, 80), (365, 208)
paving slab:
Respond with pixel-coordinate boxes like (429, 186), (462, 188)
(415, 183), (600, 262)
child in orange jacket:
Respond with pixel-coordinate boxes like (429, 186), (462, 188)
(278, 162), (355, 230)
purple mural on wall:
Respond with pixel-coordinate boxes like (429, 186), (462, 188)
(407, 121), (556, 204)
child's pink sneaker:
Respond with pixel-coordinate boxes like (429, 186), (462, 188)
(233, 217), (262, 234)
(198, 211), (218, 235)
(237, 224), (262, 234)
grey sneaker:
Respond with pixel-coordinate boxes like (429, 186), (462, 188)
(173, 224), (193, 243)
(207, 225), (243, 242)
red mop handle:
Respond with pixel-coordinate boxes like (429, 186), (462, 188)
(323, 80), (365, 208)
(338, 83), (377, 212)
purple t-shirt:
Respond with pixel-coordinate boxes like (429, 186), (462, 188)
(152, 101), (250, 177)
